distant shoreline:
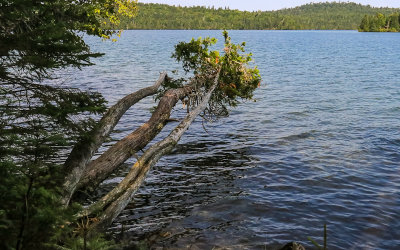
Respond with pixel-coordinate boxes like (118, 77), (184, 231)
(122, 29), (358, 31)
(114, 2), (399, 31)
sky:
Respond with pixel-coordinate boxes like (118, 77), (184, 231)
(139, 0), (400, 11)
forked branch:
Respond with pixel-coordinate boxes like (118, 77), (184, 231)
(84, 70), (220, 232)
(75, 81), (196, 194)
(61, 72), (167, 206)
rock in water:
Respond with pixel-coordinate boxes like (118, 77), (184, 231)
(278, 242), (306, 250)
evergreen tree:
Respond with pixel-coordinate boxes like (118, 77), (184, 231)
(0, 0), (137, 249)
(388, 12), (400, 31)
(359, 15), (370, 31)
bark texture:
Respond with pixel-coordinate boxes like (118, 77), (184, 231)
(76, 82), (196, 193)
(86, 71), (220, 233)
(61, 72), (167, 206)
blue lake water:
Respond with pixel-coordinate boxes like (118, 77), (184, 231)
(72, 30), (400, 249)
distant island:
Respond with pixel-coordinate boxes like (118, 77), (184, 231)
(359, 12), (400, 32)
(116, 2), (399, 30)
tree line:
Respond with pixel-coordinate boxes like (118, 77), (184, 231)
(116, 2), (399, 30)
(359, 12), (400, 32)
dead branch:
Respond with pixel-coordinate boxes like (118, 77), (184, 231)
(74, 81), (196, 196)
(85, 70), (219, 233)
(61, 72), (167, 206)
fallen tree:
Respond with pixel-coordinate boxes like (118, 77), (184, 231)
(64, 31), (261, 235)
(84, 69), (220, 233)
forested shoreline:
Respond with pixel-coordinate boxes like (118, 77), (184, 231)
(116, 2), (399, 30)
(359, 12), (400, 32)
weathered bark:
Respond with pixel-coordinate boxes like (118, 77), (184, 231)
(61, 72), (167, 206)
(75, 81), (196, 194)
(85, 71), (220, 233)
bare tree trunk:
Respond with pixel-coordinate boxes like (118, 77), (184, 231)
(61, 72), (167, 206)
(75, 82), (196, 194)
(85, 71), (220, 233)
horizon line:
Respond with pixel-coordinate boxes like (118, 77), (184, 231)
(139, 1), (400, 12)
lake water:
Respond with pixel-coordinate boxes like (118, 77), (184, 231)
(73, 30), (400, 249)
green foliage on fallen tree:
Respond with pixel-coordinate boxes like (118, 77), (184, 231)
(171, 30), (261, 120)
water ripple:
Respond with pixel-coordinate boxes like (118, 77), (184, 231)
(74, 30), (400, 249)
